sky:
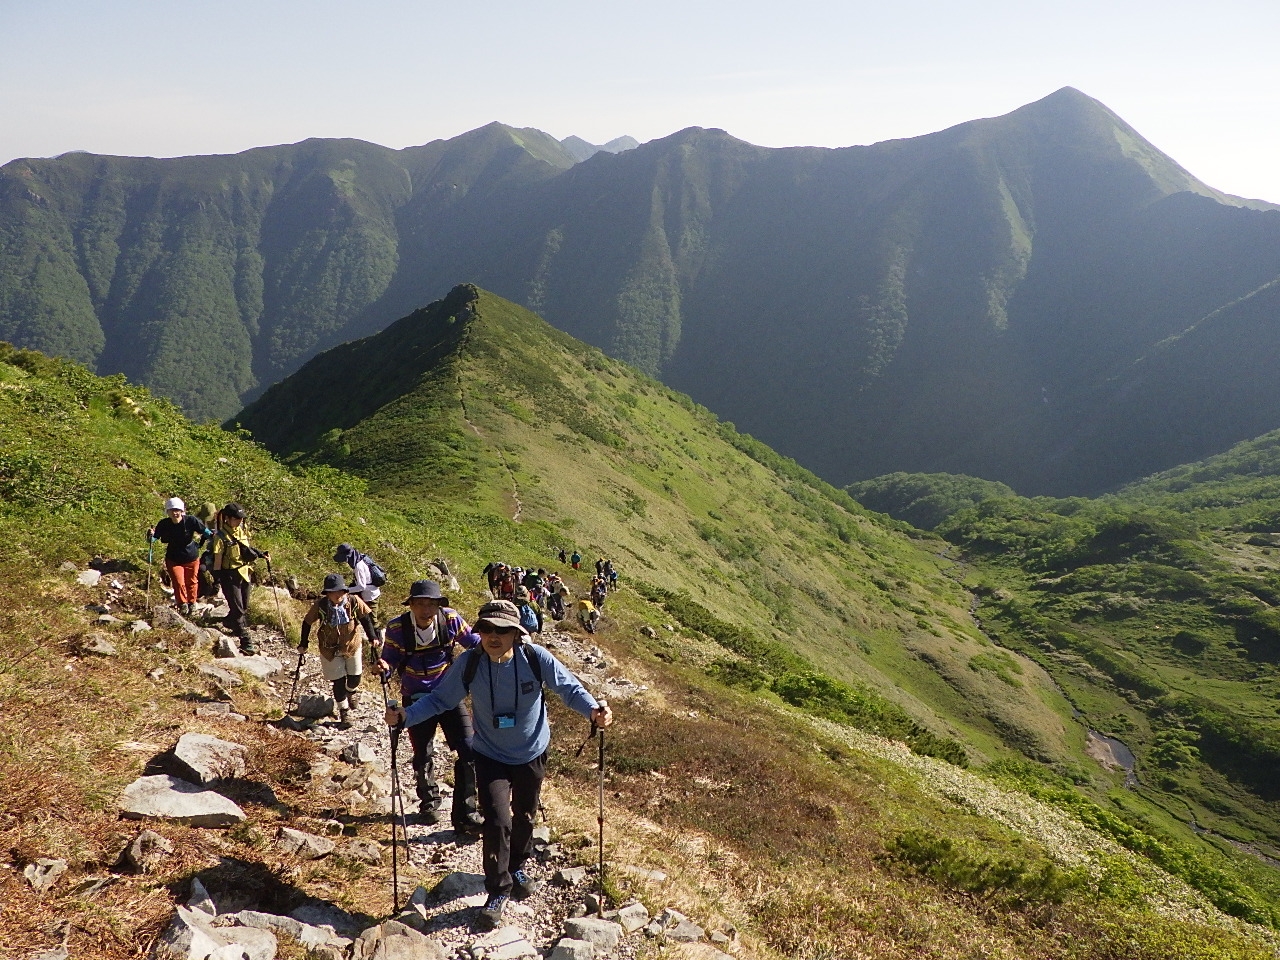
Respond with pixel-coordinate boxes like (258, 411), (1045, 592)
(2, 0), (1278, 202)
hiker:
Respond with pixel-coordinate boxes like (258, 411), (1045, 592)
(557, 547), (567, 564)
(570, 551), (581, 570)
(595, 557), (604, 577)
(577, 597), (599, 634)
(385, 599), (613, 931)
(333, 543), (382, 614)
(209, 502), (268, 655)
(546, 585), (567, 622)
(484, 562), (504, 598)
(193, 502), (220, 599)
(590, 577), (607, 611)
(299, 574), (378, 726)
(514, 587), (543, 635)
(379, 580), (485, 833)
(147, 497), (211, 616)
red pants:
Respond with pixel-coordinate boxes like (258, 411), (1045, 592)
(167, 559), (200, 604)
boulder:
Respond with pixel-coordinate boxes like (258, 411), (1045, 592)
(119, 828), (174, 873)
(549, 939), (595, 960)
(341, 742), (377, 765)
(188, 876), (217, 916)
(352, 919), (448, 960)
(429, 872), (486, 902)
(150, 607), (189, 630)
(216, 910), (351, 953)
(151, 905), (276, 960)
(339, 838), (384, 864)
(554, 866), (589, 886)
(289, 901), (360, 938)
(277, 826), (335, 860)
(83, 634), (118, 656)
(198, 663), (244, 688)
(220, 655), (283, 680)
(562, 918), (622, 952)
(668, 919), (706, 942)
(76, 569), (102, 587)
(22, 858), (68, 894)
(617, 901), (650, 933)
(119, 775), (246, 828)
(171, 732), (248, 785)
(212, 636), (240, 659)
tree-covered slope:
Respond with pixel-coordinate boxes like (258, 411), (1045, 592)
(0, 125), (575, 421)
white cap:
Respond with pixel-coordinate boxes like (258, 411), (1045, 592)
(164, 497), (186, 511)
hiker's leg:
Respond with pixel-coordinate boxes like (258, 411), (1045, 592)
(408, 715), (443, 806)
(218, 573), (249, 638)
(474, 752), (515, 895)
(171, 560), (196, 605)
(508, 751), (546, 875)
(440, 705), (479, 825)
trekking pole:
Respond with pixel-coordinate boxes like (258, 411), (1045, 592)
(264, 555), (289, 643)
(574, 701), (608, 918)
(380, 671), (409, 915)
(286, 649), (305, 711)
(144, 536), (155, 616)
(596, 721), (606, 918)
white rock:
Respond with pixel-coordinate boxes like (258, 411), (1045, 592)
(471, 926), (539, 959)
(76, 569), (102, 587)
(278, 826), (336, 859)
(131, 620), (153, 633)
(199, 663), (244, 687)
(83, 634), (118, 656)
(171, 733), (248, 785)
(562, 918), (622, 951)
(220, 655), (283, 680)
(188, 876), (217, 916)
(549, 938), (595, 960)
(342, 742), (377, 765)
(119, 775), (246, 828)
(617, 901), (650, 933)
(22, 858), (67, 894)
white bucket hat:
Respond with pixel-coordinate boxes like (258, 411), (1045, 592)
(164, 497), (186, 511)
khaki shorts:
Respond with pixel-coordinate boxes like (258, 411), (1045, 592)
(320, 647), (363, 681)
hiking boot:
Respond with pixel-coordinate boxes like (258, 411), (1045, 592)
(238, 638), (257, 656)
(417, 803), (443, 826)
(347, 690), (360, 710)
(337, 707), (351, 727)
(476, 894), (507, 931)
(511, 867), (540, 900)
(453, 811), (484, 836)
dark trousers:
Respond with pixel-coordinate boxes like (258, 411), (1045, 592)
(216, 572), (251, 639)
(407, 702), (479, 825)
(473, 750), (546, 896)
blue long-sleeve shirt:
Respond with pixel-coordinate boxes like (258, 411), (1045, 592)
(402, 642), (599, 765)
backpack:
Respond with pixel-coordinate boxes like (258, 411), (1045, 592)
(518, 603), (540, 633)
(357, 551), (388, 588)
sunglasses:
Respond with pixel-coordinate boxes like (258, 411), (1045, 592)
(476, 623), (519, 635)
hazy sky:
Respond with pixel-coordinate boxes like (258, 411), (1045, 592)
(2, 0), (1278, 201)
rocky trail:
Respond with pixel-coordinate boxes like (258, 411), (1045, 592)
(40, 565), (735, 960)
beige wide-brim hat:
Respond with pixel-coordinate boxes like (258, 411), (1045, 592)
(475, 600), (526, 634)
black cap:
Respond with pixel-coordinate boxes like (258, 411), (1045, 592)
(402, 580), (448, 606)
(334, 543), (355, 564)
(222, 502), (247, 519)
(322, 573), (353, 594)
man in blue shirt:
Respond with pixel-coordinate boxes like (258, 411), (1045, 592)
(386, 599), (613, 930)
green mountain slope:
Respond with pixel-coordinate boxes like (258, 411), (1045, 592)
(236, 283), (1086, 767)
(906, 429), (1280, 865)
(5, 336), (1280, 956)
(5, 90), (1280, 495)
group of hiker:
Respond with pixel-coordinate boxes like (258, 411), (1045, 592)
(145, 500), (615, 931)
(147, 499), (270, 655)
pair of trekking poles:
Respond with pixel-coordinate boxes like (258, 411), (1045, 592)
(375, 683), (611, 920)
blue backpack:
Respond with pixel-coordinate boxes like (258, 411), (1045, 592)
(519, 603), (540, 632)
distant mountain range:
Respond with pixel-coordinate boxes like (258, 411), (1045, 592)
(3, 89), (1279, 494)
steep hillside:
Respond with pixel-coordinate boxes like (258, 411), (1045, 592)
(0, 125), (576, 421)
(5, 91), (1280, 493)
(4, 340), (1280, 957)
(236, 284), (1082, 768)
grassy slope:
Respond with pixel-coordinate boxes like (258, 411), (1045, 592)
(236, 285), (1082, 770)
(2, 340), (1277, 958)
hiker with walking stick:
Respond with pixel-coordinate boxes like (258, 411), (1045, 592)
(385, 599), (613, 932)
(208, 502), (269, 655)
(379, 581), (485, 833)
(299, 573), (378, 727)
(147, 497), (211, 617)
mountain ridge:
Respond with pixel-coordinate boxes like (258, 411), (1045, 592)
(4, 90), (1280, 495)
